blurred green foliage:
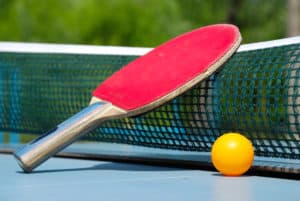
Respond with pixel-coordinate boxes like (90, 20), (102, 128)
(0, 0), (288, 46)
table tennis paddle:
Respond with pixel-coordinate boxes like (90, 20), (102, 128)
(14, 24), (241, 173)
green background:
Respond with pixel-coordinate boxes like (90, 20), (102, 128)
(0, 0), (293, 46)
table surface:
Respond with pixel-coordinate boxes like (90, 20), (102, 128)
(0, 153), (299, 201)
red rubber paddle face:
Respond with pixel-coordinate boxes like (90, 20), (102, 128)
(93, 24), (241, 111)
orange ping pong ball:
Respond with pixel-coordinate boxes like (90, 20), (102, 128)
(211, 133), (254, 176)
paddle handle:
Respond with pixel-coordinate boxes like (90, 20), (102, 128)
(14, 102), (121, 173)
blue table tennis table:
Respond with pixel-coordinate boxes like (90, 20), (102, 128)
(0, 143), (299, 201)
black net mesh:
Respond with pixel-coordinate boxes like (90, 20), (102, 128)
(0, 41), (299, 159)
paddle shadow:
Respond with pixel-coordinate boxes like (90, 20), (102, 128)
(17, 161), (183, 174)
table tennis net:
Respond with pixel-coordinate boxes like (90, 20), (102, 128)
(0, 37), (300, 161)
